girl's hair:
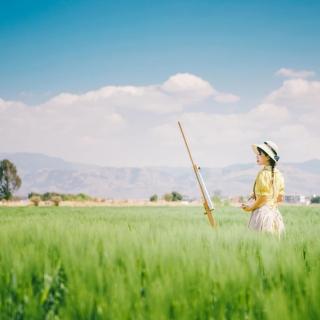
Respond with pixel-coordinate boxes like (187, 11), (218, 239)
(257, 147), (276, 183)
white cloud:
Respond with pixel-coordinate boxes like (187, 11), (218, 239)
(214, 93), (240, 103)
(162, 73), (240, 103)
(0, 73), (240, 165)
(247, 103), (290, 126)
(40, 73), (239, 116)
(150, 75), (320, 166)
(0, 98), (26, 111)
(1, 72), (319, 166)
(275, 68), (315, 79)
(162, 73), (214, 96)
(266, 78), (320, 112)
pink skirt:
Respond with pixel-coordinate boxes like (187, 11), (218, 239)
(248, 205), (285, 236)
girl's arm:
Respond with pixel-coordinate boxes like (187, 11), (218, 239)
(277, 195), (283, 203)
(241, 195), (267, 212)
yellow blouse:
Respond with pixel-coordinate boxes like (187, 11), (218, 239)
(254, 166), (285, 207)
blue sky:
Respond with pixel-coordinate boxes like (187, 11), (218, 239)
(1, 0), (319, 105)
(0, 0), (320, 166)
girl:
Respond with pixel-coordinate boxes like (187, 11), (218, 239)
(241, 141), (285, 236)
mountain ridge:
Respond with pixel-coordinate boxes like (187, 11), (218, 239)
(1, 152), (319, 199)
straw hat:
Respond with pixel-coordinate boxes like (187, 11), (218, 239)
(252, 140), (280, 162)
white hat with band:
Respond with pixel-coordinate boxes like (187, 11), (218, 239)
(252, 140), (280, 162)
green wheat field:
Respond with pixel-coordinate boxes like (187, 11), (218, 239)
(0, 205), (319, 319)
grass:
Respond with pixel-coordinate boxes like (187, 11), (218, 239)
(0, 205), (319, 319)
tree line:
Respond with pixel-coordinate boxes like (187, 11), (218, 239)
(150, 191), (183, 202)
(28, 192), (94, 206)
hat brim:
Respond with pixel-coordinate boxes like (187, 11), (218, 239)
(252, 143), (277, 161)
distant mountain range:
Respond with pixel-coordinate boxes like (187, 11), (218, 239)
(1, 153), (319, 199)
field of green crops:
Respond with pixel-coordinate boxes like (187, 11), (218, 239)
(0, 205), (319, 319)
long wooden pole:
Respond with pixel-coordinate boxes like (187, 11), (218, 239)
(178, 122), (217, 228)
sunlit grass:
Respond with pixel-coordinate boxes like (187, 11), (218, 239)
(0, 205), (319, 319)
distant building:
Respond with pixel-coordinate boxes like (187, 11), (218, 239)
(284, 195), (310, 205)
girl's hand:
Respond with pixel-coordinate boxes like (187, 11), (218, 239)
(241, 203), (253, 212)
